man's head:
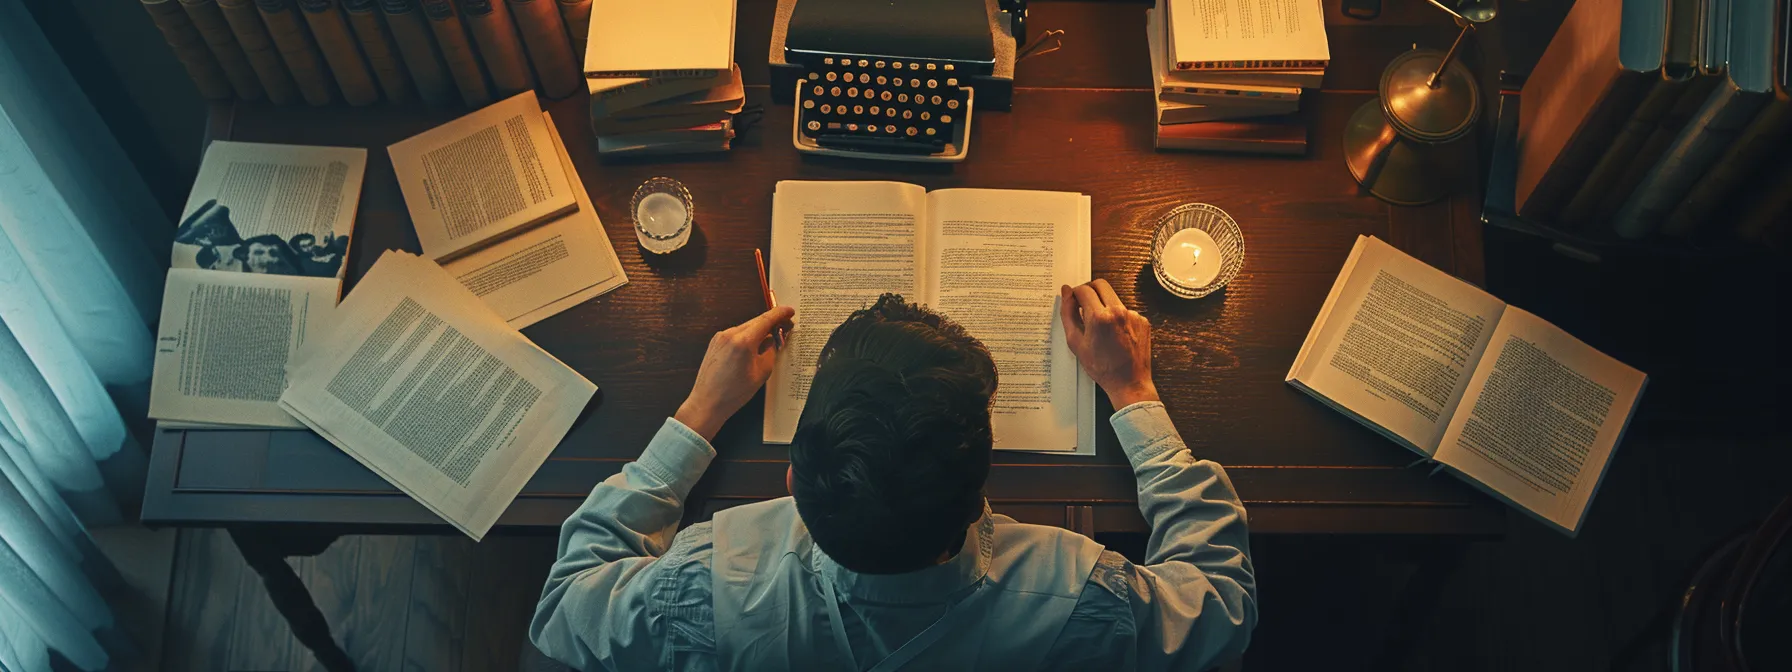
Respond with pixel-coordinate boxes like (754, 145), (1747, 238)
(789, 294), (997, 575)
(290, 233), (318, 255)
(238, 234), (298, 274)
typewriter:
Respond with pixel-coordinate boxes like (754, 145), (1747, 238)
(784, 0), (1004, 162)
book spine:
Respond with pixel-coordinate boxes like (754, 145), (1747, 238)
(140, 0), (237, 99)
(178, 0), (268, 100)
(295, 0), (381, 105)
(253, 0), (336, 105)
(507, 0), (579, 98)
(418, 0), (494, 106)
(1586, 76), (1723, 231)
(1611, 87), (1767, 238)
(455, 0), (534, 95)
(214, 0), (303, 104)
(377, 0), (456, 106)
(342, 0), (414, 102)
(1551, 77), (1687, 228)
(1663, 98), (1792, 235)
(555, 0), (591, 63)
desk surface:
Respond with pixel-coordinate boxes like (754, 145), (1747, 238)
(143, 0), (1505, 536)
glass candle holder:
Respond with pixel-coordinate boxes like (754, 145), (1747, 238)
(1151, 203), (1244, 299)
(631, 177), (694, 254)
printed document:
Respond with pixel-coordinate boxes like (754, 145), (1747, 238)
(150, 269), (340, 428)
(279, 251), (597, 540)
(440, 114), (627, 328)
(172, 141), (365, 280)
(389, 91), (578, 261)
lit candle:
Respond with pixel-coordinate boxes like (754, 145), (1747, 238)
(1160, 227), (1223, 289)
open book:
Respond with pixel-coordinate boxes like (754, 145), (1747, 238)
(437, 113), (628, 329)
(765, 181), (1096, 454)
(150, 142), (368, 429)
(389, 91), (577, 262)
(278, 251), (597, 540)
(1287, 236), (1647, 535)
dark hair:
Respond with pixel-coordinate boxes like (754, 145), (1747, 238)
(789, 293), (997, 575)
(289, 233), (317, 249)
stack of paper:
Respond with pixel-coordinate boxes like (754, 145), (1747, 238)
(149, 141), (367, 430)
(279, 250), (598, 540)
(1149, 0), (1325, 154)
(583, 0), (742, 156)
(387, 91), (629, 328)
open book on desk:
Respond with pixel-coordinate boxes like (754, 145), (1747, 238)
(764, 181), (1097, 454)
(1287, 236), (1647, 536)
(389, 91), (578, 262)
(279, 250), (597, 540)
(150, 141), (368, 429)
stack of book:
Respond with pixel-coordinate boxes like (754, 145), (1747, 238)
(1147, 0), (1328, 156)
(582, 0), (743, 156)
(1514, 0), (1791, 246)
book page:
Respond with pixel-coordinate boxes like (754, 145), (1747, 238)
(173, 141), (366, 279)
(764, 181), (927, 444)
(1435, 308), (1647, 535)
(388, 91), (576, 261)
(278, 251), (596, 540)
(1286, 236), (1505, 455)
(925, 189), (1092, 453)
(149, 269), (339, 428)
(1164, 0), (1330, 68)
(441, 113), (627, 329)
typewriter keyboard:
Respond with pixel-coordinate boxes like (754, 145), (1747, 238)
(795, 57), (973, 160)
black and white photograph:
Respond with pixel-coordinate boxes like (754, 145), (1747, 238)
(173, 198), (349, 278)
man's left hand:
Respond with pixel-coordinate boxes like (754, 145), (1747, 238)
(675, 306), (797, 441)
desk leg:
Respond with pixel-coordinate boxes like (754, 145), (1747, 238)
(229, 528), (357, 672)
(1374, 541), (1471, 669)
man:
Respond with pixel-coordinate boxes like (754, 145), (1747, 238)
(236, 234), (301, 275)
(532, 281), (1256, 671)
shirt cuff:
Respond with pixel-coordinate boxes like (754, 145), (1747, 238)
(1109, 401), (1183, 469)
(634, 417), (718, 497)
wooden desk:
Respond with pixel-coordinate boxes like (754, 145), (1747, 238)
(144, 0), (1504, 539)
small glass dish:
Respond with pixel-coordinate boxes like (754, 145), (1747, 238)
(631, 177), (694, 254)
(1151, 203), (1245, 299)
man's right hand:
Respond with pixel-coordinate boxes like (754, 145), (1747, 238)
(1060, 279), (1160, 409)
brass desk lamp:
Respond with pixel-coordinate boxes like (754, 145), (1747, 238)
(1342, 0), (1497, 205)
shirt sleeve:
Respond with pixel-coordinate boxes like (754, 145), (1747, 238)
(529, 418), (719, 672)
(1104, 401), (1259, 672)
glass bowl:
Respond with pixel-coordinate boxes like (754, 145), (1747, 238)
(1151, 203), (1245, 299)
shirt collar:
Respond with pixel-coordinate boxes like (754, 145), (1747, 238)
(814, 503), (994, 604)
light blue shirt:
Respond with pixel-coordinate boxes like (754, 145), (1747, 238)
(531, 401), (1257, 671)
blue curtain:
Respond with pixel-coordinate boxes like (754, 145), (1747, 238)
(0, 0), (170, 667)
